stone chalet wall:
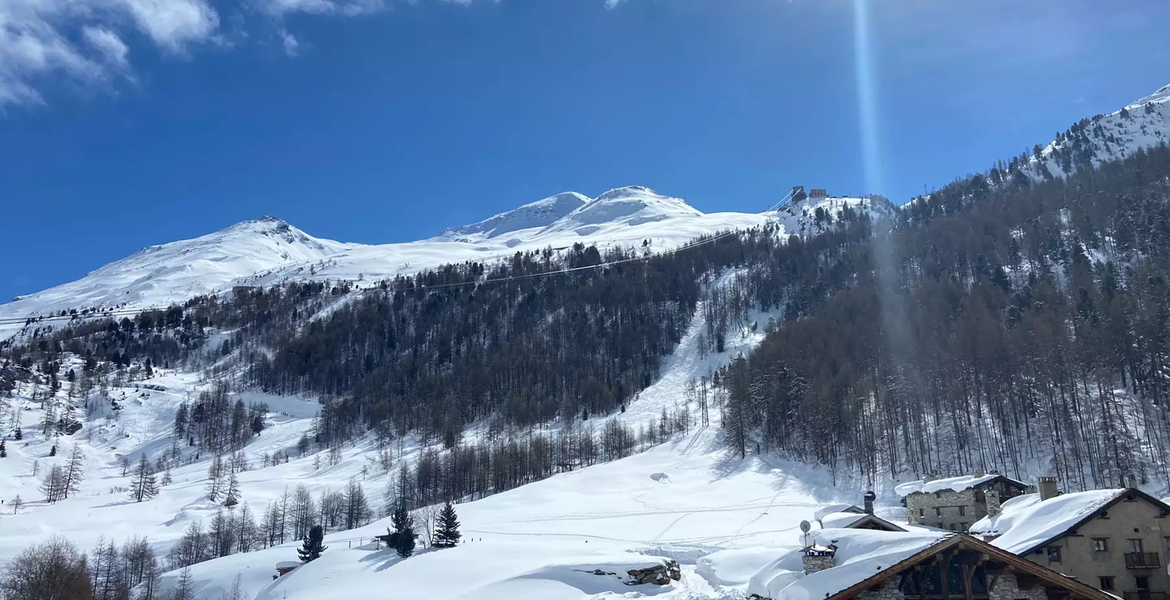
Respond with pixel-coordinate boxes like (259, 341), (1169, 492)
(988, 573), (1047, 600)
(855, 571), (1049, 600)
(906, 488), (985, 530)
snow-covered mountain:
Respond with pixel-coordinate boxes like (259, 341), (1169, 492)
(2, 216), (355, 319)
(435, 192), (590, 240)
(1, 186), (885, 335)
(1026, 83), (1170, 179)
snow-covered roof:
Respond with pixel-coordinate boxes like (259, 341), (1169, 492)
(969, 489), (1127, 554)
(748, 529), (952, 600)
(274, 561), (301, 569)
(817, 512), (906, 532)
(813, 504), (864, 522)
(894, 474), (1026, 497)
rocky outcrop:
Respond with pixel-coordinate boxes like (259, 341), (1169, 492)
(626, 560), (681, 585)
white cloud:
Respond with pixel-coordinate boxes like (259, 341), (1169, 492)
(115, 0), (220, 52)
(83, 27), (131, 68)
(0, 0), (623, 108)
(280, 28), (299, 56)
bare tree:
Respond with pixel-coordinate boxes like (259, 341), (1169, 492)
(0, 536), (93, 600)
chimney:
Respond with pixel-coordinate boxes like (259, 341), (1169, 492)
(985, 489), (1002, 517)
(1125, 473), (1139, 490)
(802, 545), (836, 574)
(863, 491), (876, 515)
(1038, 477), (1058, 501)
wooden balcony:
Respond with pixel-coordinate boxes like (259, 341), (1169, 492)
(1125, 552), (1161, 569)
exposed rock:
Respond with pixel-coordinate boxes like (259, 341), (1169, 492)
(626, 560), (681, 586)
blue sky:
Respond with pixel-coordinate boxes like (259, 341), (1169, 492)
(2, 0), (1169, 302)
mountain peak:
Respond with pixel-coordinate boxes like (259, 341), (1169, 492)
(437, 192), (589, 240)
(595, 185), (661, 202)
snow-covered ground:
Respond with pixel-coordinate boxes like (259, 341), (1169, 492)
(0, 268), (900, 600)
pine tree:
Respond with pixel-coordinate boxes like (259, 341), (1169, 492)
(62, 444), (84, 499)
(160, 468), (173, 486)
(11, 494), (22, 514)
(222, 470), (240, 508)
(129, 454), (158, 502)
(206, 455), (224, 501)
(172, 566), (195, 600)
(297, 524), (327, 562)
(433, 500), (461, 548)
(388, 506), (415, 558)
(0, 439), (6, 458)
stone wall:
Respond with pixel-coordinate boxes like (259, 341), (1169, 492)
(988, 573), (1047, 600)
(858, 577), (902, 600)
(906, 488), (984, 530)
(802, 554), (835, 574)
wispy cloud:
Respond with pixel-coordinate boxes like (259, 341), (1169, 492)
(0, 0), (510, 108)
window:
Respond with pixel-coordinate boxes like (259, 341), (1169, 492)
(1047, 547), (1062, 562)
(1136, 576), (1150, 591)
(1099, 577), (1115, 591)
(935, 491), (942, 499)
(919, 508), (925, 517)
(1092, 538), (1109, 552)
(959, 506), (966, 516)
(975, 490), (986, 503)
(1129, 539), (1144, 553)
(959, 522), (968, 531)
(935, 507), (942, 517)
(1164, 537), (1170, 555)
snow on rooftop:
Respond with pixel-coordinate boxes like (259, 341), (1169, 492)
(894, 474), (1023, 497)
(813, 504), (863, 522)
(969, 489), (1124, 554)
(818, 512), (868, 529)
(747, 529), (951, 600)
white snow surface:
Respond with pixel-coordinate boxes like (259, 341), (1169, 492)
(1026, 83), (1170, 179)
(1, 187), (890, 339)
(746, 529), (951, 600)
(893, 474), (1024, 497)
(0, 269), (901, 600)
(968, 489), (1123, 554)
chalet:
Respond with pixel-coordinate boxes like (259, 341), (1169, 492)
(748, 530), (1113, 600)
(809, 188), (829, 199)
(896, 474), (1028, 532)
(970, 480), (1170, 599)
(815, 493), (907, 533)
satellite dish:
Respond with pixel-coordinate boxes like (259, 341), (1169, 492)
(800, 520), (811, 533)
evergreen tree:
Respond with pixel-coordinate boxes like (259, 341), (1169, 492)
(297, 525), (326, 563)
(433, 501), (461, 548)
(388, 506), (415, 558)
(206, 455), (224, 501)
(129, 455), (158, 502)
(0, 439), (6, 458)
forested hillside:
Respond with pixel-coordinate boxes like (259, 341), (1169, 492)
(724, 143), (1170, 492)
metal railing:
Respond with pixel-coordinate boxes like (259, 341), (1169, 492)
(1125, 552), (1161, 569)
(1123, 592), (1168, 600)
